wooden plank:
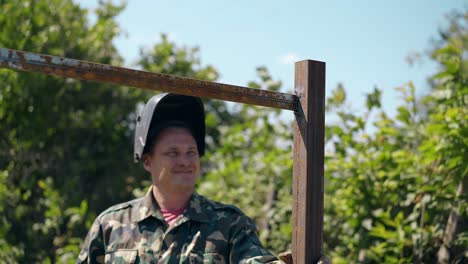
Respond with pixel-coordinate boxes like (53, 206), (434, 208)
(0, 48), (296, 110)
(292, 60), (325, 263)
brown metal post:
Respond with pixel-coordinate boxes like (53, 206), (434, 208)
(293, 60), (325, 263)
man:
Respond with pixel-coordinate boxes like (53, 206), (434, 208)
(77, 93), (281, 263)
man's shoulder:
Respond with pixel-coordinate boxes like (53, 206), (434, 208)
(97, 196), (144, 221)
(194, 193), (249, 220)
(194, 194), (261, 241)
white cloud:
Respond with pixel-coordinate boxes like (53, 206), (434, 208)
(277, 52), (300, 65)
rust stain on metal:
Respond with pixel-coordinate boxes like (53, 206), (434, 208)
(18, 51), (26, 69)
(43, 55), (52, 64)
(0, 47), (297, 111)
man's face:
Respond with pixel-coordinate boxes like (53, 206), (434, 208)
(143, 127), (200, 194)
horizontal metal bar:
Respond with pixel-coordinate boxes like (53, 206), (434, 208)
(0, 48), (297, 111)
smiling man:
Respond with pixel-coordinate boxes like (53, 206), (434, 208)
(77, 93), (280, 263)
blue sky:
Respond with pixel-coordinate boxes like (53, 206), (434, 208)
(78, 0), (466, 118)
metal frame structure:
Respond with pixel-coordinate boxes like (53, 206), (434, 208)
(0, 47), (325, 264)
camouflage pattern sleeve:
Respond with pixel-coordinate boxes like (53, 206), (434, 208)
(229, 215), (284, 264)
(77, 217), (105, 264)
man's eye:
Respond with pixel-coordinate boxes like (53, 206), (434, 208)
(187, 150), (198, 156)
(166, 152), (178, 157)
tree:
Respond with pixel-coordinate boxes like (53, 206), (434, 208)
(428, 10), (467, 263)
(0, 0), (137, 262)
(322, 10), (467, 263)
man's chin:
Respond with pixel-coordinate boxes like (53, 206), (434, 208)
(174, 181), (196, 192)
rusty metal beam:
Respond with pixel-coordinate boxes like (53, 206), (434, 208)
(0, 48), (297, 110)
(293, 60), (325, 264)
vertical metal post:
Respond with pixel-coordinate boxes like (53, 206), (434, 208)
(292, 60), (325, 263)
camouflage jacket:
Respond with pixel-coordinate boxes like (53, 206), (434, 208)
(77, 188), (281, 263)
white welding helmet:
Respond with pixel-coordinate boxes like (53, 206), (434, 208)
(134, 93), (205, 162)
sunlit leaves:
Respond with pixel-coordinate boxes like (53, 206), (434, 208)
(365, 87), (381, 110)
(324, 10), (467, 263)
(138, 34), (219, 82)
(0, 0), (130, 262)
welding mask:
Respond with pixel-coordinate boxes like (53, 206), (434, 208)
(134, 93), (205, 162)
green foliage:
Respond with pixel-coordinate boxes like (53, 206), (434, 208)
(0, 0), (137, 262)
(138, 34), (218, 82)
(323, 10), (467, 263)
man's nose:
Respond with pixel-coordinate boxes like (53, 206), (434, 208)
(177, 154), (192, 166)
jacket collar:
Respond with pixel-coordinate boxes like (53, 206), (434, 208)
(133, 187), (210, 224)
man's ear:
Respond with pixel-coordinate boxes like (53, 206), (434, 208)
(142, 154), (152, 172)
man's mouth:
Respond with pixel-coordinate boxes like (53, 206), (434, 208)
(174, 170), (193, 173)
